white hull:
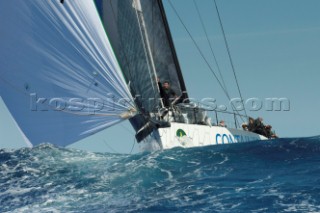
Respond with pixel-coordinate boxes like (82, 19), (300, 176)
(139, 122), (268, 152)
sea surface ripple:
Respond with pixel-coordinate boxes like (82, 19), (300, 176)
(1, 137), (320, 212)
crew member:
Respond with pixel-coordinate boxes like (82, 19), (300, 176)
(158, 78), (177, 108)
(248, 117), (255, 131)
(265, 125), (278, 139)
(242, 123), (248, 131)
(253, 117), (266, 136)
(219, 120), (226, 127)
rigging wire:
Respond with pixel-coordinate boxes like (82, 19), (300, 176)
(167, 0), (229, 99)
(121, 123), (137, 154)
(103, 139), (120, 154)
(167, 0), (244, 126)
(120, 123), (135, 135)
(192, 0), (228, 94)
(212, 0), (248, 118)
(103, 124), (136, 154)
(129, 138), (136, 154)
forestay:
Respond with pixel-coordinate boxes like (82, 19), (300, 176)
(0, 0), (135, 147)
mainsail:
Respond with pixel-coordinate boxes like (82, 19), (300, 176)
(0, 0), (135, 147)
(94, 0), (188, 113)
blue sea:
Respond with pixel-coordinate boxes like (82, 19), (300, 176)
(1, 137), (320, 212)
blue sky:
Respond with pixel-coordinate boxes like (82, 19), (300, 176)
(1, 0), (320, 153)
(163, 0), (320, 136)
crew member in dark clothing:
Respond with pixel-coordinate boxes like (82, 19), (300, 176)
(265, 125), (278, 139)
(252, 117), (266, 136)
(248, 117), (255, 131)
(158, 78), (177, 108)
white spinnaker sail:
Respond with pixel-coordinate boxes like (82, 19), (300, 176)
(0, 0), (136, 147)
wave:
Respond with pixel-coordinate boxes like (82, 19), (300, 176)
(1, 137), (320, 212)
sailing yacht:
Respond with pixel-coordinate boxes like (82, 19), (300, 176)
(0, 0), (267, 152)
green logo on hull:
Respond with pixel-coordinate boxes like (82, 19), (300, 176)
(176, 129), (186, 138)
